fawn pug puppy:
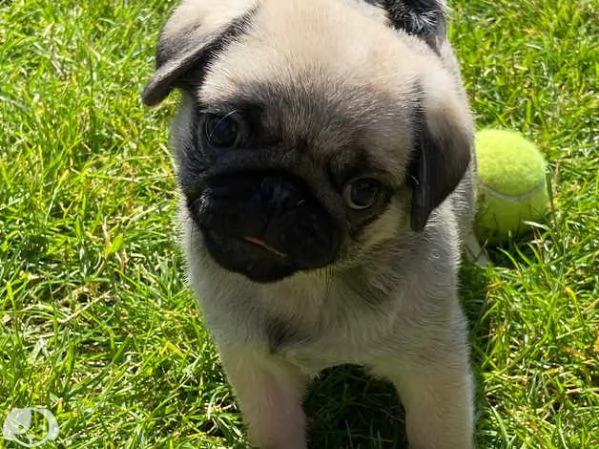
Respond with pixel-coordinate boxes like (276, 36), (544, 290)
(143, 0), (477, 448)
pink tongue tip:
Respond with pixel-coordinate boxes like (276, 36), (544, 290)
(243, 236), (288, 258)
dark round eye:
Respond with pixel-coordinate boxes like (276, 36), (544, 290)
(204, 114), (240, 148)
(343, 177), (383, 210)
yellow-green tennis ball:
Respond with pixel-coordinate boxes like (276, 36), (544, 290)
(475, 129), (549, 243)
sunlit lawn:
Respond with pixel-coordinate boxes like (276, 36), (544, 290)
(1, 0), (597, 447)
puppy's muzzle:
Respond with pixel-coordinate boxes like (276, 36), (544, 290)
(188, 171), (341, 282)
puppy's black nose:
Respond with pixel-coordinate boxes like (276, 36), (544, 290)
(259, 175), (305, 214)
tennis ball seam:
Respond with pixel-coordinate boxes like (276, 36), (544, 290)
(478, 178), (546, 202)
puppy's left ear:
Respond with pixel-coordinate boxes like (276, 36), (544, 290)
(408, 76), (474, 232)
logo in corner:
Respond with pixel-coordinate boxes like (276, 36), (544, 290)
(2, 408), (59, 448)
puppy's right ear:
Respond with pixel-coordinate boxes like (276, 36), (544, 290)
(407, 73), (474, 233)
(142, 0), (257, 107)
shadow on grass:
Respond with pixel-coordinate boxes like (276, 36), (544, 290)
(478, 226), (547, 269)
(301, 262), (492, 449)
(306, 365), (407, 449)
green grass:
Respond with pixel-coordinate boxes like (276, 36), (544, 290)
(0, 0), (597, 447)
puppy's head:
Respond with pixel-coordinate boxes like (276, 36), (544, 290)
(143, 0), (473, 283)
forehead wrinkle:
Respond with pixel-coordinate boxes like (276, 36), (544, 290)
(220, 78), (381, 145)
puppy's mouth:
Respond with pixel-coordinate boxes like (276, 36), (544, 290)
(202, 228), (296, 283)
(243, 236), (289, 258)
(206, 230), (288, 259)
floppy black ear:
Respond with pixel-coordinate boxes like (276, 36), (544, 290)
(407, 92), (473, 232)
(375, 0), (448, 50)
(142, 1), (255, 107)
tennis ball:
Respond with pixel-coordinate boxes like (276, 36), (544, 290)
(475, 129), (549, 243)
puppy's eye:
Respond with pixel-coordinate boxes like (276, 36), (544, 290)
(344, 177), (383, 210)
(204, 114), (240, 148)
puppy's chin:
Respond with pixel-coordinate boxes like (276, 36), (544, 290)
(202, 228), (298, 283)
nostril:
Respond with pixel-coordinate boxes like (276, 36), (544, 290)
(260, 176), (304, 212)
(259, 177), (279, 202)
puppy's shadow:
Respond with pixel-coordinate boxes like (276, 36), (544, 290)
(482, 236), (541, 269)
(304, 262), (491, 449)
(305, 364), (407, 449)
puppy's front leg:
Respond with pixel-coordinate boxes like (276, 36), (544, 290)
(218, 344), (309, 449)
(371, 340), (474, 449)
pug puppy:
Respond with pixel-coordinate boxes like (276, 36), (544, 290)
(142, 0), (479, 448)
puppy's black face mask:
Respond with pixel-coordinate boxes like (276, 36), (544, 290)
(188, 170), (340, 282)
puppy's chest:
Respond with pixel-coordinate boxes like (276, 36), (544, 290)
(269, 327), (367, 375)
(262, 288), (398, 373)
